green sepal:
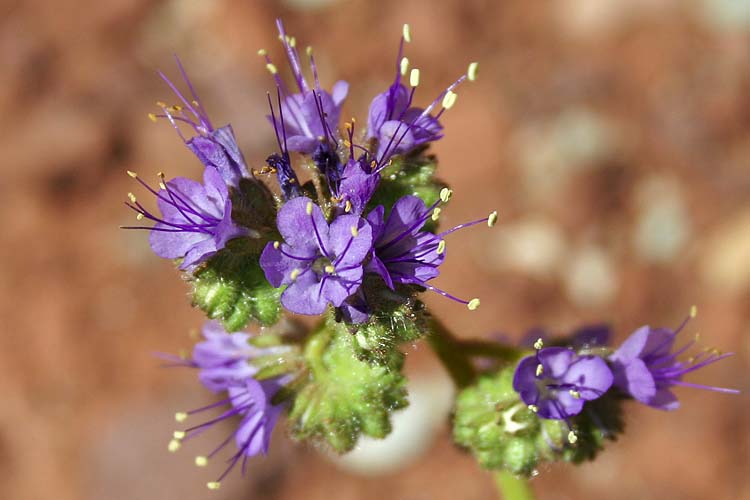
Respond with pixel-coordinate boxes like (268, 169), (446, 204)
(453, 366), (624, 476)
(366, 148), (447, 233)
(288, 314), (408, 453)
(190, 238), (282, 330)
(230, 178), (278, 233)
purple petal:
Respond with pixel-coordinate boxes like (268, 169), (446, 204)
(646, 387), (681, 411)
(259, 241), (314, 288)
(149, 224), (208, 260)
(276, 197), (328, 254)
(612, 357), (657, 403)
(562, 355), (614, 400)
(280, 270), (328, 315)
(328, 215), (373, 268)
(537, 348), (576, 378)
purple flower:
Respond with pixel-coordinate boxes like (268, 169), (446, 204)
(260, 20), (348, 155)
(260, 197), (372, 316)
(152, 57), (249, 188)
(191, 321), (292, 393)
(366, 194), (496, 310)
(123, 167), (248, 270)
(335, 158), (380, 216)
(513, 347), (614, 420)
(609, 313), (739, 410)
(366, 24), (477, 168)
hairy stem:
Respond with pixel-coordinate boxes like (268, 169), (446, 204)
(494, 471), (534, 500)
(426, 315), (476, 388)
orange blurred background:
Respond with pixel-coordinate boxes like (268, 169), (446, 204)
(1, 0), (748, 499)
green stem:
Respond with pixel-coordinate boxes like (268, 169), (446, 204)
(455, 339), (521, 362)
(426, 316), (476, 388)
(494, 471), (534, 500)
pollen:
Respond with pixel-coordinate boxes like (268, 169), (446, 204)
(690, 305), (698, 318)
(488, 211), (498, 227)
(467, 62), (479, 82)
(306, 201), (314, 215)
(273, 241), (280, 249)
(290, 268), (301, 281)
(409, 68), (420, 87)
(127, 192), (137, 203)
(400, 57), (410, 76)
(533, 338), (544, 350)
(403, 23), (412, 43)
(432, 207), (442, 221)
(266, 63), (278, 75)
(324, 265), (335, 274)
(567, 431), (578, 444)
(467, 298), (481, 310)
(442, 90), (458, 109)
(351, 225), (359, 237)
(148, 113), (158, 122)
(528, 404), (538, 413)
(175, 412), (188, 423)
(437, 240), (446, 254)
(257, 48), (267, 56)
(535, 364), (544, 377)
(207, 481), (221, 491)
(306, 46), (313, 56)
(439, 187), (453, 202)
(136, 213), (144, 221)
(344, 200), (352, 213)
(126, 170), (138, 178)
(168, 439), (181, 452)
(195, 456), (208, 467)
(173, 431), (186, 440)
(569, 389), (581, 399)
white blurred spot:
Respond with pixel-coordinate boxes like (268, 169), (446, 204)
(564, 245), (618, 307)
(488, 218), (568, 277)
(633, 175), (690, 263)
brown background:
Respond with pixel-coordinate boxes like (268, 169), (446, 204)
(1, 0), (748, 499)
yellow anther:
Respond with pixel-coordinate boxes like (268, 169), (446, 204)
(442, 90), (458, 109)
(351, 117), (356, 124)
(158, 182), (167, 191)
(528, 404), (538, 413)
(136, 213), (144, 221)
(535, 364), (544, 377)
(400, 57), (410, 76)
(370, 160), (377, 168)
(467, 62), (479, 82)
(439, 187), (453, 203)
(690, 305), (698, 318)
(306, 201), (314, 215)
(467, 298), (481, 310)
(409, 68), (420, 87)
(126, 170), (138, 178)
(266, 63), (278, 74)
(343, 140), (352, 148)
(148, 113), (158, 122)
(290, 268), (301, 281)
(273, 241), (280, 249)
(157, 171), (165, 179)
(168, 439), (181, 452)
(568, 431), (578, 444)
(306, 46), (313, 56)
(569, 389), (581, 399)
(156, 101), (167, 108)
(344, 200), (352, 213)
(207, 482), (221, 491)
(324, 265), (335, 274)
(173, 431), (186, 440)
(432, 207), (442, 221)
(533, 338), (544, 350)
(257, 48), (267, 56)
(127, 192), (137, 203)
(344, 122), (352, 130)
(175, 412), (188, 423)
(195, 456), (208, 467)
(172, 105), (183, 112)
(288, 36), (296, 47)
(351, 225), (359, 237)
(488, 211), (498, 227)
(403, 24), (411, 43)
(437, 240), (446, 255)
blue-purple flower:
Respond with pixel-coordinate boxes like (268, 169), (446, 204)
(513, 346), (613, 420)
(366, 194), (496, 309)
(153, 57), (249, 189)
(124, 167), (248, 269)
(609, 312), (739, 410)
(260, 197), (373, 315)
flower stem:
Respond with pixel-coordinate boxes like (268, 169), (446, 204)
(455, 339), (521, 362)
(494, 471), (534, 500)
(426, 315), (476, 388)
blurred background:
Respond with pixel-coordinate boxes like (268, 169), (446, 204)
(1, 0), (748, 498)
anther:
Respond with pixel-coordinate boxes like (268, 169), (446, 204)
(136, 213), (144, 221)
(257, 48), (267, 56)
(207, 482), (221, 491)
(168, 439), (181, 452)
(528, 404), (538, 413)
(431, 207), (442, 221)
(175, 412), (188, 423)
(690, 305), (698, 318)
(437, 240), (446, 254)
(533, 338), (544, 350)
(195, 456), (208, 467)
(306, 202), (314, 215)
(126, 170), (138, 178)
(467, 62), (479, 82)
(402, 24), (411, 43)
(324, 265), (335, 274)
(148, 113), (158, 122)
(488, 211), (498, 227)
(157, 171), (165, 179)
(306, 46), (313, 56)
(400, 57), (410, 76)
(344, 200), (352, 213)
(442, 90), (457, 109)
(290, 268), (301, 281)
(127, 192), (137, 203)
(467, 298), (481, 310)
(350, 225), (359, 237)
(273, 241), (280, 249)
(266, 63), (278, 75)
(173, 431), (186, 440)
(409, 68), (420, 87)
(535, 364), (544, 377)
(156, 101), (167, 108)
(439, 187), (453, 203)
(567, 431), (578, 444)
(569, 389), (581, 399)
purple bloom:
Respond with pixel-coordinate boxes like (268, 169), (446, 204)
(513, 347), (614, 420)
(260, 20), (348, 155)
(260, 197), (372, 316)
(123, 167), (248, 270)
(366, 25), (477, 169)
(153, 57), (249, 188)
(366, 194), (496, 309)
(335, 158), (380, 216)
(609, 313), (739, 410)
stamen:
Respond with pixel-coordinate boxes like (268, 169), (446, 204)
(195, 456), (208, 467)
(168, 439), (181, 452)
(207, 481), (221, 490)
(266, 63), (278, 74)
(273, 241), (280, 249)
(488, 211), (498, 227)
(528, 404), (538, 413)
(306, 201), (314, 215)
(533, 338), (544, 350)
(690, 305), (698, 318)
(148, 113), (158, 122)
(467, 62), (479, 82)
(567, 431), (578, 444)
(400, 57), (410, 76)
(467, 298), (480, 310)
(402, 23), (411, 43)
(442, 90), (458, 109)
(290, 268), (301, 281)
(257, 49), (267, 56)
(344, 200), (352, 213)
(350, 225), (359, 237)
(569, 389), (581, 399)
(173, 431), (186, 440)
(175, 412), (188, 422)
(127, 193), (137, 203)
(437, 240), (446, 254)
(409, 68), (420, 87)
(536, 364), (544, 377)
(439, 187), (453, 202)
(324, 265), (335, 274)
(126, 170), (138, 178)
(431, 207), (441, 221)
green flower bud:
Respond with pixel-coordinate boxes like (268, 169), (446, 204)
(288, 315), (408, 453)
(190, 238), (282, 330)
(453, 366), (624, 476)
